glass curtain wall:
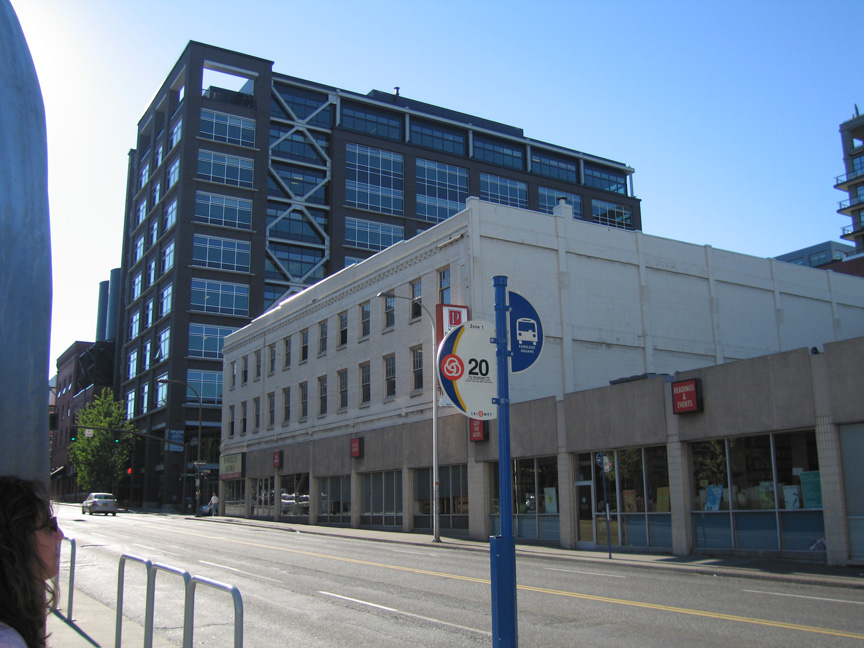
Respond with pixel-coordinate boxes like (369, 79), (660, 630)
(317, 475), (351, 525)
(360, 470), (402, 527)
(413, 465), (469, 533)
(690, 431), (823, 551)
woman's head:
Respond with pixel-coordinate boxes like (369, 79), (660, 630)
(0, 476), (62, 648)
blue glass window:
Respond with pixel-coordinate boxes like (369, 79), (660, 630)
(474, 136), (524, 170)
(480, 173), (527, 209)
(531, 152), (578, 183)
(192, 234), (251, 272)
(266, 204), (326, 245)
(190, 279), (249, 315)
(591, 199), (633, 230)
(345, 217), (403, 251)
(410, 120), (466, 156)
(266, 243), (326, 280)
(270, 127), (329, 164)
(268, 162), (327, 204)
(342, 103), (402, 141)
(538, 187), (583, 219)
(195, 192), (252, 230)
(345, 143), (404, 215)
(197, 150), (254, 188)
(200, 109), (256, 147)
(186, 369), (223, 405)
(416, 159), (468, 223)
(272, 84), (334, 128)
(584, 164), (628, 195)
(188, 323), (237, 359)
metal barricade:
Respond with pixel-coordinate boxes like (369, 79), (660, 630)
(116, 554), (243, 647)
(183, 576), (244, 648)
(116, 554), (153, 648)
(53, 536), (77, 620)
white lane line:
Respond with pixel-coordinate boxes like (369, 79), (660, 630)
(391, 549), (437, 556)
(320, 591), (492, 637)
(199, 560), (282, 583)
(743, 589), (864, 605)
(134, 544), (180, 557)
(544, 567), (626, 578)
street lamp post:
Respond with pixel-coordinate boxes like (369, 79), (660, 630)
(157, 378), (203, 516)
(377, 291), (441, 542)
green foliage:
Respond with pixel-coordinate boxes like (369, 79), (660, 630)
(69, 389), (135, 493)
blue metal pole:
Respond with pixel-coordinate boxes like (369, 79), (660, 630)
(490, 275), (518, 646)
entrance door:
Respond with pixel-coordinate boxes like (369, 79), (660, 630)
(575, 481), (596, 546)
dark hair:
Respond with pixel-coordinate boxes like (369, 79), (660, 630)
(0, 476), (56, 648)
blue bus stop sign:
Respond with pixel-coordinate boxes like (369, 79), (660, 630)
(508, 291), (543, 373)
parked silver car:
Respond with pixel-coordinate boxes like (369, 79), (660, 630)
(82, 492), (118, 515)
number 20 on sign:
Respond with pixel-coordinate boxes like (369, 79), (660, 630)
(437, 321), (497, 420)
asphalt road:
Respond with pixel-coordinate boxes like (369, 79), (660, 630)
(55, 505), (864, 647)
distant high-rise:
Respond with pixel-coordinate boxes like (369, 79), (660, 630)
(118, 41), (642, 509)
(836, 107), (864, 254)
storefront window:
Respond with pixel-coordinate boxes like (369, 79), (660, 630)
(575, 447), (670, 550)
(690, 432), (823, 552)
(691, 440), (729, 511)
(490, 457), (560, 542)
(413, 465), (469, 533)
(223, 480), (245, 517)
(618, 449), (644, 513)
(728, 435), (774, 510)
(360, 470), (402, 527)
(318, 475), (351, 524)
(279, 473), (309, 517)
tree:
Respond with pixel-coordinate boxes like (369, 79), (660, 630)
(69, 389), (135, 494)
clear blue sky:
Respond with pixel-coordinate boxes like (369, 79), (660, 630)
(9, 0), (863, 376)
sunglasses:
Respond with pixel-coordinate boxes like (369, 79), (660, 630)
(38, 516), (59, 533)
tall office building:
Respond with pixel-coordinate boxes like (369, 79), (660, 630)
(836, 108), (864, 254)
(118, 41), (641, 509)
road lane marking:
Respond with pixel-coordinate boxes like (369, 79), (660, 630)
(161, 527), (864, 640)
(134, 543), (181, 557)
(320, 591), (491, 637)
(744, 589), (864, 605)
(199, 560), (282, 583)
(544, 567), (626, 578)
(392, 549), (438, 557)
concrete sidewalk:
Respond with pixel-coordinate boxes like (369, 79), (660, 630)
(48, 589), (176, 648)
(48, 512), (864, 647)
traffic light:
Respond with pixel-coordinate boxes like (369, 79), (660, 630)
(127, 467), (132, 475)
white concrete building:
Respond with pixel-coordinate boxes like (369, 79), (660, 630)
(219, 198), (864, 560)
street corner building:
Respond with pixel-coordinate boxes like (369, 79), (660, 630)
(115, 41), (864, 565)
(219, 196), (864, 566)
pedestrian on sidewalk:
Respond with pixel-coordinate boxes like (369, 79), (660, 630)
(0, 476), (64, 648)
(208, 492), (219, 516)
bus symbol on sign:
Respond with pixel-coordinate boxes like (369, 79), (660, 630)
(515, 318), (537, 343)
